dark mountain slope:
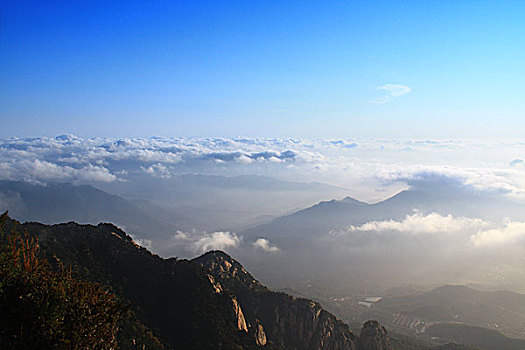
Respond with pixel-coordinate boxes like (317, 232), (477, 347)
(5, 217), (254, 349)
(195, 251), (362, 350)
(2, 214), (394, 349)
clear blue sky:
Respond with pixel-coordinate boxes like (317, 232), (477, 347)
(1, 1), (525, 139)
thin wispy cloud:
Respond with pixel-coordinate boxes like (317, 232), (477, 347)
(373, 84), (411, 104)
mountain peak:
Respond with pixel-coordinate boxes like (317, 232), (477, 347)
(342, 196), (369, 205)
(198, 249), (234, 261)
(193, 250), (266, 292)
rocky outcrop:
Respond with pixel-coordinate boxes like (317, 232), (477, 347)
(257, 294), (358, 349)
(358, 320), (392, 350)
(230, 296), (249, 332)
(206, 273), (223, 293)
(249, 320), (267, 346)
(196, 251), (396, 350)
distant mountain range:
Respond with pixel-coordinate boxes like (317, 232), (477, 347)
(238, 184), (525, 293)
(93, 174), (352, 231)
(0, 175), (351, 238)
(0, 180), (180, 239)
(243, 187), (525, 240)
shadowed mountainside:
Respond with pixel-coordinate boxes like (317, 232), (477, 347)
(0, 180), (182, 238)
(1, 213), (395, 350)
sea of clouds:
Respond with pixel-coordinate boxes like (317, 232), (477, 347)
(2, 135), (525, 202)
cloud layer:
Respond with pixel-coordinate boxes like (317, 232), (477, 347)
(347, 212), (487, 234)
(471, 220), (525, 246)
(1, 135), (525, 202)
(339, 212), (525, 250)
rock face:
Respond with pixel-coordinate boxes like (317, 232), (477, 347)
(256, 294), (358, 350)
(358, 320), (391, 350)
(230, 296), (248, 332)
(249, 321), (267, 346)
(196, 251), (393, 350)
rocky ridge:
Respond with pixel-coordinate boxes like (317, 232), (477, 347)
(195, 250), (391, 350)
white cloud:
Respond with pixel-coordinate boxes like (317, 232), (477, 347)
(141, 163), (171, 178)
(373, 84), (411, 104)
(347, 212), (487, 234)
(470, 220), (525, 246)
(31, 159), (74, 181)
(252, 238), (280, 253)
(0, 159), (116, 184)
(77, 164), (117, 182)
(166, 230), (243, 255)
(193, 231), (242, 253)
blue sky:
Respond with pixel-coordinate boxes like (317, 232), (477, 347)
(1, 1), (525, 138)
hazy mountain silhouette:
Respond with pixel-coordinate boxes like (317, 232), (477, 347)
(94, 174), (352, 231)
(244, 183), (525, 241)
(0, 181), (181, 240)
